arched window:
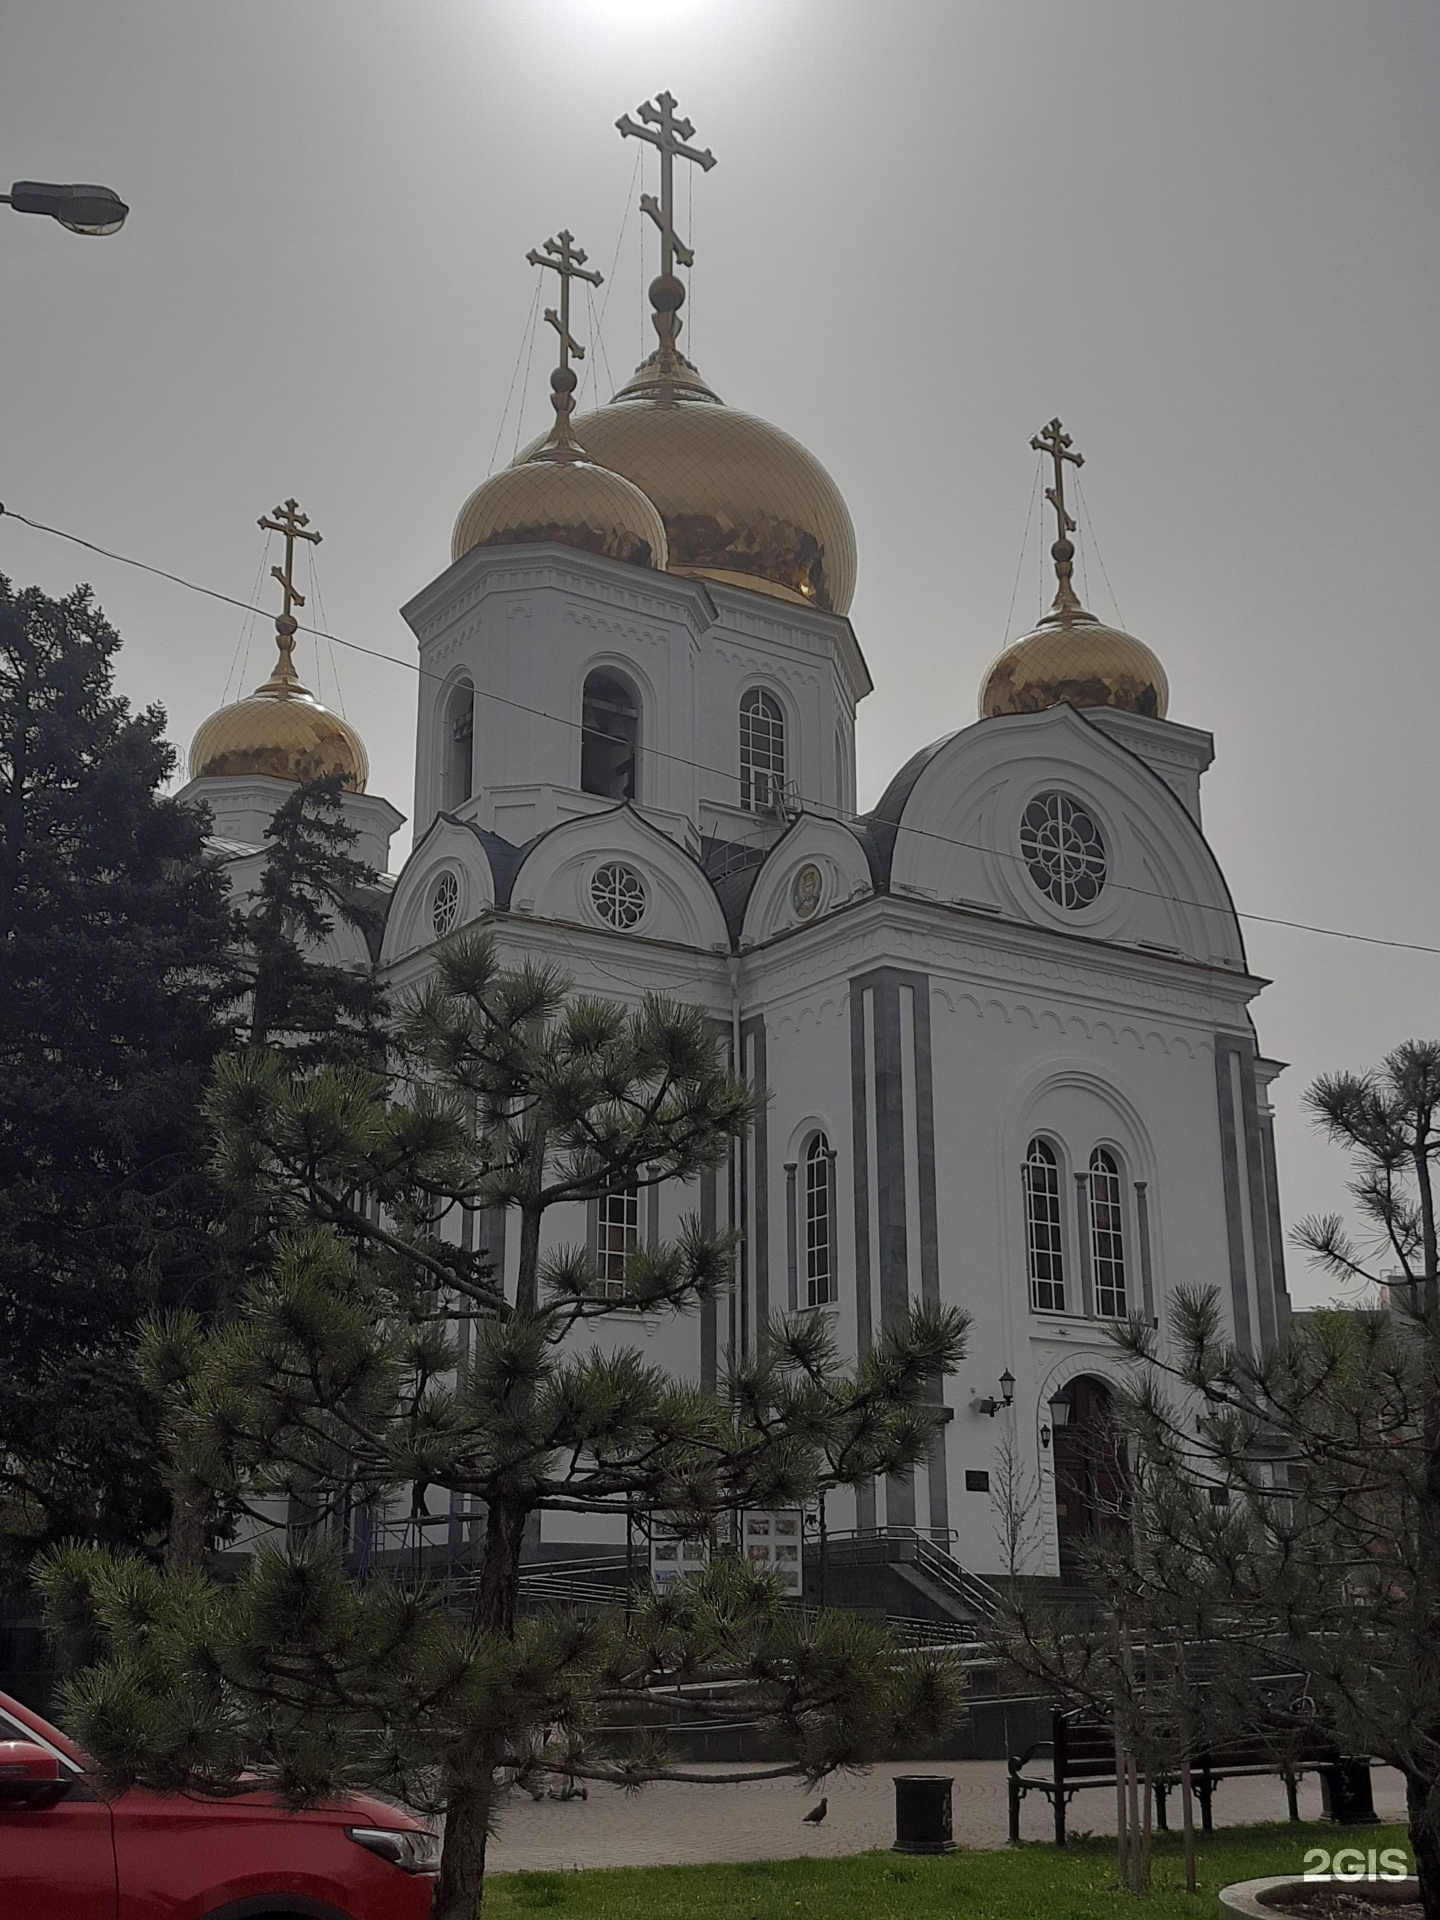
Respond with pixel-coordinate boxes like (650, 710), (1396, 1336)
(596, 1183), (639, 1296)
(443, 680), (475, 810)
(1024, 1137), (1066, 1313)
(740, 688), (785, 812)
(805, 1133), (834, 1307)
(581, 670), (639, 801)
(1088, 1148), (1128, 1319)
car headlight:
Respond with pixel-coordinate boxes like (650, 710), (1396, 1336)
(346, 1826), (442, 1874)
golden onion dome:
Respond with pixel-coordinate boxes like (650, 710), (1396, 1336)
(189, 622), (369, 790)
(981, 605), (1169, 721)
(518, 347), (858, 616)
(452, 453), (667, 569)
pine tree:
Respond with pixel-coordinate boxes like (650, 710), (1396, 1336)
(0, 577), (237, 1565)
(42, 935), (969, 1920)
(242, 773), (388, 1063)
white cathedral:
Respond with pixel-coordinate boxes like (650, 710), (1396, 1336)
(179, 96), (1289, 1603)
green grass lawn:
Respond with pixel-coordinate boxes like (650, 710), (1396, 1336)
(486, 1820), (1411, 1920)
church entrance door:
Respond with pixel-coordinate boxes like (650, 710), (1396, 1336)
(1052, 1375), (1128, 1585)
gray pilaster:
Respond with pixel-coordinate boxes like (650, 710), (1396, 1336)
(1134, 1181), (1157, 1324)
(647, 1179), (660, 1251)
(742, 1015), (770, 1348)
(700, 1164), (718, 1391)
(785, 1162), (799, 1311)
(1214, 1035), (1256, 1352)
(1236, 1042), (1278, 1350)
(1075, 1171), (1095, 1318)
(1259, 1112), (1293, 1332)
(825, 1148), (839, 1309)
(849, 981), (874, 1356)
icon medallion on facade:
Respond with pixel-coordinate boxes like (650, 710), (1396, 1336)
(791, 863), (823, 921)
(1019, 792), (1107, 910)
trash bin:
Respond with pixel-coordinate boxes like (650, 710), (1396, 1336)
(893, 1773), (956, 1854)
(1320, 1760), (1379, 1826)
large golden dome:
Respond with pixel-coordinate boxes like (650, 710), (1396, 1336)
(519, 350), (858, 615)
(190, 624), (369, 790)
(981, 605), (1169, 721)
(452, 452), (667, 569)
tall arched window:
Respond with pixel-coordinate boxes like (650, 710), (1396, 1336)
(1024, 1137), (1066, 1313)
(1088, 1148), (1128, 1319)
(596, 1183), (639, 1297)
(740, 687), (785, 812)
(581, 670), (640, 800)
(443, 680), (475, 810)
(805, 1133), (834, 1307)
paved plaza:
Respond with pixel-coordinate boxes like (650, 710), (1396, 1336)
(487, 1759), (1409, 1874)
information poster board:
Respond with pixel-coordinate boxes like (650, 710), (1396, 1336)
(741, 1509), (803, 1597)
(649, 1529), (710, 1590)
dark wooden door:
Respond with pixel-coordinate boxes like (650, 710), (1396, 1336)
(1053, 1376), (1128, 1584)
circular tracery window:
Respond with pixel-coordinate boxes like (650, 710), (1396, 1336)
(1020, 792), (1107, 910)
(590, 861), (647, 931)
(431, 869), (460, 937)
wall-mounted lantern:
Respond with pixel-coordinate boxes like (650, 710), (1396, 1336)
(976, 1369), (1015, 1417)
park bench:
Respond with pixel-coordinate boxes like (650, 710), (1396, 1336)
(1008, 1710), (1338, 1844)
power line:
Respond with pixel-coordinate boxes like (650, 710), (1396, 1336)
(4, 501), (1439, 962)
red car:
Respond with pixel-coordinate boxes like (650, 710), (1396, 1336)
(0, 1688), (438, 1919)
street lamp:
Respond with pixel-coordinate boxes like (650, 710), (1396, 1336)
(976, 1369), (1016, 1418)
(3, 180), (128, 236)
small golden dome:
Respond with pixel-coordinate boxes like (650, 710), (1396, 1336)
(190, 625), (368, 790)
(518, 350), (858, 616)
(451, 453), (667, 569)
(981, 608), (1169, 720)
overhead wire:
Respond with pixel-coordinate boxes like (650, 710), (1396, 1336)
(1075, 471), (1126, 630)
(4, 501), (1440, 962)
(1002, 458), (1042, 647)
(486, 276), (543, 480)
(225, 533), (272, 701)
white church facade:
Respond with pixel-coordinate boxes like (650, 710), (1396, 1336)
(181, 96), (1289, 1599)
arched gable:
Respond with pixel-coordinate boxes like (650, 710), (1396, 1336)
(381, 814), (498, 964)
(509, 804), (730, 952)
(738, 814), (873, 949)
(884, 707), (1246, 968)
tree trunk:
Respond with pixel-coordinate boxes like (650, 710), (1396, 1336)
(1406, 1770), (1440, 1920)
(434, 1767), (495, 1920)
(473, 1495), (527, 1638)
(516, 1202), (542, 1313)
(1181, 1752), (1197, 1895)
(1121, 1728), (1136, 1889)
(166, 1470), (208, 1573)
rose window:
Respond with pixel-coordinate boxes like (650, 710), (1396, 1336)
(590, 861), (647, 931)
(1020, 792), (1107, 910)
(431, 870), (460, 937)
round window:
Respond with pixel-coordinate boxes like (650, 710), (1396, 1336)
(1020, 792), (1107, 910)
(590, 861), (647, 931)
(431, 869), (460, 937)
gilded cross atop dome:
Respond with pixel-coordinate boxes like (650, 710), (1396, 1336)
(617, 91), (715, 379)
(189, 496), (369, 790)
(257, 497), (322, 688)
(1031, 418), (1084, 619)
(527, 229), (603, 459)
(979, 423), (1169, 721)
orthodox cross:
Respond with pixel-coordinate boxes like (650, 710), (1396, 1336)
(616, 91), (715, 280)
(257, 497), (321, 680)
(527, 230), (602, 378)
(526, 230), (603, 454)
(258, 497), (321, 625)
(1030, 418), (1084, 614)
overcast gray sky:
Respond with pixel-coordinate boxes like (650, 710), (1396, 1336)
(4, 1), (1438, 1305)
